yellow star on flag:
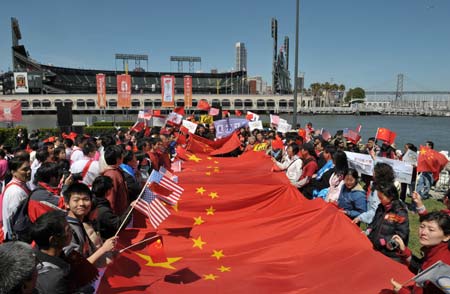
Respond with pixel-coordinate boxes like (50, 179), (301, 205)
(135, 253), (182, 270)
(193, 216), (205, 225)
(196, 187), (206, 195)
(213, 168), (220, 173)
(207, 157), (213, 160)
(209, 192), (219, 199)
(203, 274), (219, 280)
(205, 172), (212, 176)
(206, 166), (213, 169)
(211, 249), (225, 260)
(206, 206), (216, 215)
(217, 265), (231, 272)
(172, 202), (179, 212)
(214, 161), (219, 164)
(188, 154), (202, 163)
(192, 236), (207, 249)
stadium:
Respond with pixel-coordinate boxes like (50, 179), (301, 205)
(1, 18), (296, 115)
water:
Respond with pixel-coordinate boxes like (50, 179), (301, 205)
(6, 113), (450, 151)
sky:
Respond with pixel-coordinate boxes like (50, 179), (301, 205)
(0, 0), (449, 91)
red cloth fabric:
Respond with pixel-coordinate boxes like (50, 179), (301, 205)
(99, 152), (412, 293)
(146, 151), (161, 171)
(197, 100), (211, 111)
(299, 157), (318, 182)
(174, 107), (185, 116)
(102, 167), (129, 215)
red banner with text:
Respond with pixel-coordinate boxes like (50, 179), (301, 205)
(96, 73), (107, 108)
(117, 74), (131, 108)
(162, 75), (175, 108)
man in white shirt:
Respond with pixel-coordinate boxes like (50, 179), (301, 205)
(70, 135), (88, 164)
(69, 141), (99, 187)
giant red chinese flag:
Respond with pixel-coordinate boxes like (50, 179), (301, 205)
(0, 100), (22, 122)
(117, 74), (131, 108)
(99, 152), (412, 293)
(417, 145), (449, 182)
(96, 73), (107, 108)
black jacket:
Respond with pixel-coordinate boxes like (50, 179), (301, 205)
(367, 200), (409, 259)
(35, 249), (70, 294)
(92, 197), (133, 240)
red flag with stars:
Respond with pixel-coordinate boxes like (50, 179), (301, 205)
(417, 145), (449, 182)
(375, 127), (396, 145)
(99, 152), (412, 293)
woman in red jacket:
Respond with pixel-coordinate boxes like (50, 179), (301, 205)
(390, 211), (450, 294)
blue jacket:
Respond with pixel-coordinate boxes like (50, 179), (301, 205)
(338, 184), (367, 219)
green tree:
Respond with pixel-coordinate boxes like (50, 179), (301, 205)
(345, 87), (366, 103)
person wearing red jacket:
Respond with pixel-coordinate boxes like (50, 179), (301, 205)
(390, 211), (450, 294)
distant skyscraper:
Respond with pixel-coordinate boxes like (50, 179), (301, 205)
(235, 42), (247, 72)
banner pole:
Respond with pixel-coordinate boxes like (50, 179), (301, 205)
(114, 184), (147, 237)
(118, 235), (161, 253)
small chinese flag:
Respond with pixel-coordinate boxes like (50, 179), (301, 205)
(375, 127), (396, 145)
(235, 110), (242, 116)
(174, 106), (185, 116)
(197, 99), (211, 111)
(148, 238), (167, 263)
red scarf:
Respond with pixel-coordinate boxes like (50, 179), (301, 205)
(38, 181), (60, 196)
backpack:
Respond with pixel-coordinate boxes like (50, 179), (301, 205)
(9, 194), (33, 243)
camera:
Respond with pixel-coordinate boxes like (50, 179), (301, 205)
(387, 238), (399, 250)
(72, 172), (83, 182)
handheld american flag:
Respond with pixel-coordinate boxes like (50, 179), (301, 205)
(134, 187), (170, 229)
(159, 166), (178, 183)
(148, 170), (183, 204)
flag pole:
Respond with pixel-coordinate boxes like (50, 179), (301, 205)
(118, 234), (161, 253)
(114, 184), (148, 237)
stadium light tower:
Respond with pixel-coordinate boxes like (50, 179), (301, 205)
(292, 0), (300, 127)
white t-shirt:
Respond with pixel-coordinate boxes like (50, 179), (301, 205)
(70, 147), (84, 164)
(1, 180), (30, 239)
(70, 159), (100, 187)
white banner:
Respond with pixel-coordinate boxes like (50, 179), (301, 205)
(138, 110), (145, 119)
(152, 116), (166, 127)
(14, 72), (29, 94)
(248, 120), (263, 132)
(402, 149), (418, 166)
(270, 114), (280, 125)
(277, 122), (292, 133)
(182, 119), (198, 134)
(376, 157), (414, 184)
(166, 112), (183, 125)
(345, 151), (374, 176)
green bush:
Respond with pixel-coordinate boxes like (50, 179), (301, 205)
(0, 127), (27, 147)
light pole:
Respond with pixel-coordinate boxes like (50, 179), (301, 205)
(292, 0), (300, 127)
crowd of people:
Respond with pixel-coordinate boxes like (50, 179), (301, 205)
(0, 119), (449, 293)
